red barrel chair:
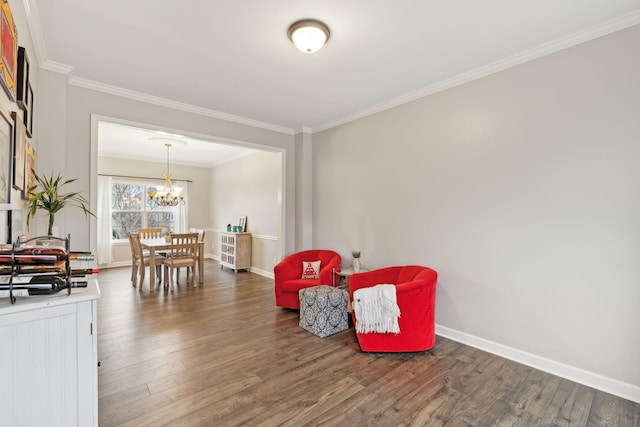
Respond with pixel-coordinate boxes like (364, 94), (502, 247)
(348, 265), (438, 352)
(274, 249), (341, 309)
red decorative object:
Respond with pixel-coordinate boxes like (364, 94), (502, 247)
(274, 249), (341, 309)
(349, 265), (438, 352)
(0, 0), (17, 101)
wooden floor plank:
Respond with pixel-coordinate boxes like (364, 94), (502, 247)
(96, 262), (639, 426)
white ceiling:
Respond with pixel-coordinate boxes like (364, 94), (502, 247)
(27, 1), (640, 163)
(97, 121), (259, 168)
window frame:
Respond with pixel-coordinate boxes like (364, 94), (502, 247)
(109, 178), (178, 242)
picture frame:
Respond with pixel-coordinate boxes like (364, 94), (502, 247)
(239, 216), (246, 232)
(11, 111), (25, 192)
(0, 106), (13, 208)
(16, 46), (28, 110)
(9, 208), (21, 244)
(0, 0), (18, 102)
(0, 209), (7, 244)
(24, 140), (34, 198)
(24, 82), (33, 137)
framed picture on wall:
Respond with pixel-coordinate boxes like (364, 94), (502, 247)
(16, 46), (28, 110)
(11, 111), (25, 192)
(0, 209), (7, 244)
(24, 82), (33, 137)
(0, 106), (13, 208)
(9, 208), (21, 243)
(0, 0), (18, 102)
(24, 140), (34, 199)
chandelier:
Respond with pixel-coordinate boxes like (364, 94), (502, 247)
(147, 143), (185, 207)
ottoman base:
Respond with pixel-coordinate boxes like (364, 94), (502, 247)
(299, 285), (349, 338)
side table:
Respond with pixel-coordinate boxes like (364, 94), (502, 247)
(332, 267), (368, 289)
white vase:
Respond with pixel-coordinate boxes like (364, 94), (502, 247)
(352, 258), (361, 273)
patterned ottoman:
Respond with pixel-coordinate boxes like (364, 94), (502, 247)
(299, 285), (349, 338)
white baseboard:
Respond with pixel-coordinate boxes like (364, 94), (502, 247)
(249, 267), (274, 279)
(435, 324), (640, 404)
(101, 261), (131, 269)
(210, 255), (274, 279)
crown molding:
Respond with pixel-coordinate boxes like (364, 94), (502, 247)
(67, 76), (295, 135)
(22, 0), (47, 66)
(311, 11), (640, 134)
(296, 126), (313, 135)
(40, 60), (74, 76)
(22, 0), (640, 137)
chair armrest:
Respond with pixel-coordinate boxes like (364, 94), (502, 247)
(318, 256), (341, 285)
(274, 259), (299, 284)
(394, 278), (433, 295)
(348, 267), (400, 299)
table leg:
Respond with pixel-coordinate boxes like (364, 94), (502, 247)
(148, 248), (156, 289)
(198, 242), (204, 284)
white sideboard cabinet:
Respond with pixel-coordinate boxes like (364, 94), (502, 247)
(0, 279), (101, 426)
(220, 232), (252, 272)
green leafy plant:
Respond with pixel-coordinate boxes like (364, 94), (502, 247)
(26, 170), (95, 236)
(351, 251), (361, 259)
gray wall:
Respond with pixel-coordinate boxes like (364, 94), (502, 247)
(35, 75), (296, 258)
(312, 25), (640, 398)
(10, 0), (638, 401)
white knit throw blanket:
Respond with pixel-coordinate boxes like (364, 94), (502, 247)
(353, 284), (400, 334)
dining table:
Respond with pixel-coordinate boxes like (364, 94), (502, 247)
(139, 238), (205, 286)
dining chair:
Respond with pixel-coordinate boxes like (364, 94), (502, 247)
(189, 228), (206, 242)
(189, 228), (206, 266)
(128, 233), (163, 287)
(162, 233), (199, 287)
(138, 228), (163, 239)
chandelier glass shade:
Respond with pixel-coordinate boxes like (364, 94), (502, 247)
(147, 143), (185, 207)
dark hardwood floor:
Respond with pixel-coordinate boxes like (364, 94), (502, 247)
(97, 261), (639, 426)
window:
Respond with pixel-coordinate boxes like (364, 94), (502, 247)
(110, 180), (178, 240)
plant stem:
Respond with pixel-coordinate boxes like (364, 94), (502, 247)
(48, 213), (55, 236)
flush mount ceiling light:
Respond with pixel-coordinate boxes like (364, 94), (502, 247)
(287, 19), (330, 53)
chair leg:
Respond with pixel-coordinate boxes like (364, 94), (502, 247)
(131, 264), (137, 282)
(139, 264), (146, 283)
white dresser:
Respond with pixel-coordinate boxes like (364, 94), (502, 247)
(0, 280), (101, 426)
(220, 232), (252, 272)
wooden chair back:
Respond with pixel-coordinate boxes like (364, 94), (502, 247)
(169, 233), (199, 259)
(189, 228), (206, 242)
(163, 233), (199, 286)
(139, 228), (163, 239)
(128, 233), (144, 264)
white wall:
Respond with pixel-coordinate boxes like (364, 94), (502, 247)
(210, 150), (282, 275)
(312, 25), (640, 400)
